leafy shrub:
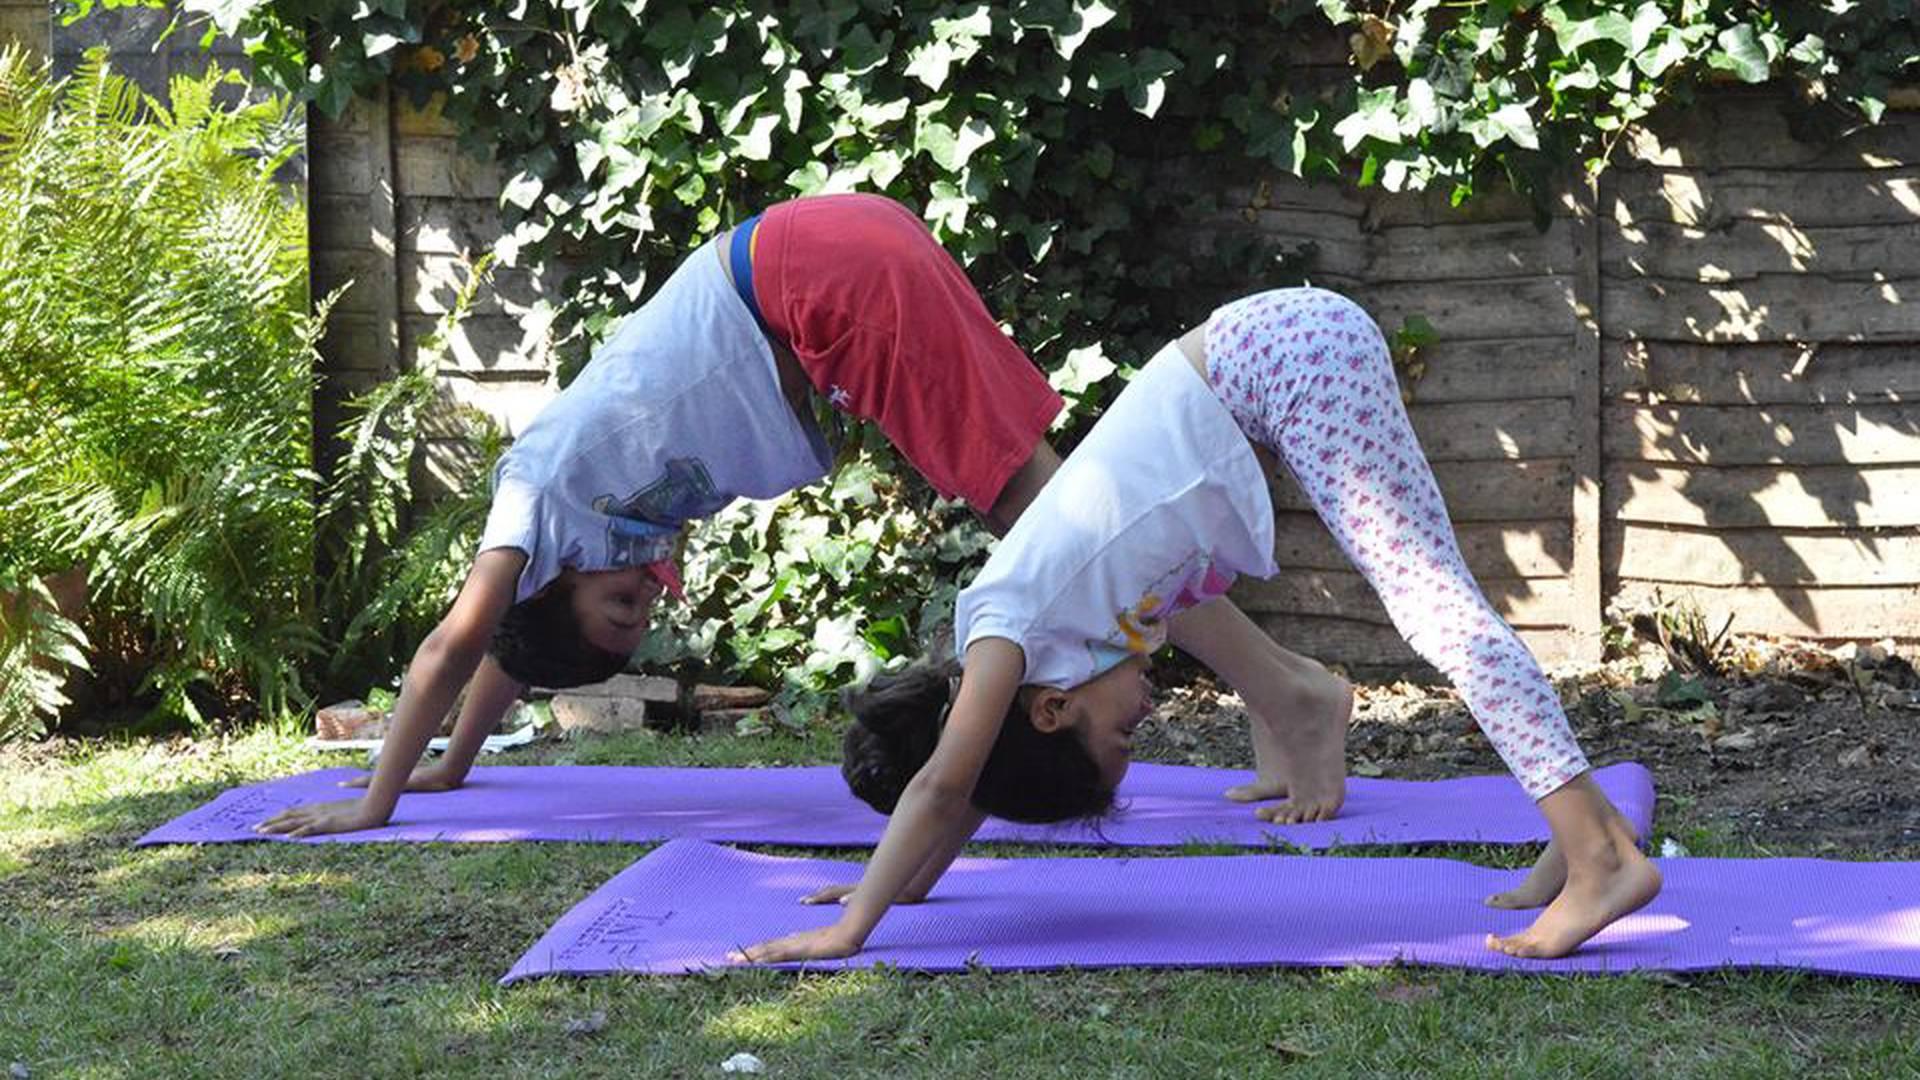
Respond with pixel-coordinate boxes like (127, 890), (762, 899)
(59, 1), (1919, 717)
(0, 48), (318, 735)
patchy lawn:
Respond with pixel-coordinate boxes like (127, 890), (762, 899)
(4, 638), (1919, 1077)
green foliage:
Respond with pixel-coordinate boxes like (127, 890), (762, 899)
(78, 1), (1920, 706)
(635, 443), (993, 722)
(311, 261), (507, 699)
(0, 569), (90, 742)
(0, 47), (321, 734)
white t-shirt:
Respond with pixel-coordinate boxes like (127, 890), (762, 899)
(955, 342), (1277, 688)
(477, 238), (833, 602)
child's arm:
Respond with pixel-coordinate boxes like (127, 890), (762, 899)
(801, 805), (987, 906)
(734, 638), (1023, 962)
(338, 654), (526, 794)
(255, 549), (525, 837)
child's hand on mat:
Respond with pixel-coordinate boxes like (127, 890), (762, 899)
(729, 926), (862, 964)
(800, 883), (931, 906)
(339, 763), (462, 793)
(254, 799), (386, 838)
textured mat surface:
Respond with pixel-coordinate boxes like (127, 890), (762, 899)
(137, 762), (1654, 849)
(502, 840), (1920, 983)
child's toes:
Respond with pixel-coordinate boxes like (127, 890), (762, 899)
(1224, 779), (1287, 803)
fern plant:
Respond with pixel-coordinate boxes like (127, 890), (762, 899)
(0, 47), (321, 736)
(311, 255), (506, 700)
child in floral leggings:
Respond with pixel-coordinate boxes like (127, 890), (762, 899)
(739, 288), (1659, 967)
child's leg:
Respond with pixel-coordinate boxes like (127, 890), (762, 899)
(1167, 597), (1351, 823)
(1207, 287), (1658, 955)
(1208, 289), (1588, 798)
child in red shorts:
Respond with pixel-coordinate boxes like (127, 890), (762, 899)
(257, 193), (1069, 838)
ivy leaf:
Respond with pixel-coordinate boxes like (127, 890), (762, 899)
(786, 160), (830, 196)
(905, 40), (960, 90)
(501, 171), (544, 211)
(1405, 77), (1440, 130)
(1317, 0), (1352, 24)
(838, 24), (893, 75)
(925, 179), (970, 236)
(733, 112), (782, 161)
(363, 32), (408, 57)
(1048, 343), (1116, 396)
(1332, 87), (1402, 150)
(1127, 47), (1182, 118)
(1628, 2), (1667, 54)
(1481, 102), (1539, 150)
(1709, 25), (1771, 84)
(780, 68), (811, 130)
(1634, 28), (1692, 78)
(1548, 9), (1632, 56)
(1053, 0), (1116, 61)
(182, 0), (267, 37)
(862, 148), (905, 188)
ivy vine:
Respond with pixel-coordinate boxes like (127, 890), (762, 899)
(66, 0), (1919, 707)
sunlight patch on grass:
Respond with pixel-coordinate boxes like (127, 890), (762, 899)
(702, 972), (879, 1043)
(117, 910), (287, 953)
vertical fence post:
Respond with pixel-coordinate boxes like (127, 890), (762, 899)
(1567, 172), (1606, 663)
(0, 0), (51, 59)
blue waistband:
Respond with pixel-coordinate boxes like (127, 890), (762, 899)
(728, 213), (772, 336)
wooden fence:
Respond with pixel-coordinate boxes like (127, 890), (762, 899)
(187, 75), (1920, 668)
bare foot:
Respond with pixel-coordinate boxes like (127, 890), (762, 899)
(1486, 819), (1661, 959)
(1485, 839), (1566, 910)
(1224, 775), (1288, 802)
(1253, 678), (1352, 825)
(1224, 702), (1293, 803)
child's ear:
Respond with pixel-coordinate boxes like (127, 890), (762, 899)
(1025, 688), (1074, 733)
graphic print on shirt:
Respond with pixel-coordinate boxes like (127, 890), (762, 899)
(1096, 552), (1238, 667)
(592, 457), (724, 567)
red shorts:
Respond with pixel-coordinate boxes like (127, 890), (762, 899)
(752, 193), (1062, 510)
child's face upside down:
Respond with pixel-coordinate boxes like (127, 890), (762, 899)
(1027, 654), (1155, 789)
(563, 565), (665, 655)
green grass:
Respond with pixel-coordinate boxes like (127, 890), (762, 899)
(3, 731), (1917, 1078)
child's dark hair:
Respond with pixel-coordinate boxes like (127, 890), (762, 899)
(840, 659), (1115, 824)
(488, 580), (630, 689)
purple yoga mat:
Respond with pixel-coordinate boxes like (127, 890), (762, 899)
(502, 840), (1920, 984)
(136, 762), (1653, 850)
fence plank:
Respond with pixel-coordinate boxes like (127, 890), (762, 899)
(1607, 522), (1920, 587)
(1270, 459), (1571, 521)
(1236, 571), (1572, 628)
(1604, 463), (1920, 528)
(1608, 167), (1920, 229)
(1400, 338), (1574, 403)
(1604, 403), (1920, 465)
(1371, 220), (1579, 281)
(406, 313), (551, 374)
(1601, 274), (1920, 342)
(1272, 512), (1573, 577)
(1405, 399), (1574, 461)
(1609, 580), (1920, 638)
(1623, 94), (1920, 170)
(1246, 613), (1573, 669)
(1356, 278), (1575, 341)
(1603, 220), (1920, 280)
(1602, 340), (1920, 404)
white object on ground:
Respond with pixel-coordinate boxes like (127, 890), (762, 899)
(1659, 837), (1690, 858)
(720, 1052), (765, 1074)
(305, 723), (539, 755)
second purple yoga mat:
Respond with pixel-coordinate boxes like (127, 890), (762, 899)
(503, 840), (1920, 984)
(136, 762), (1654, 850)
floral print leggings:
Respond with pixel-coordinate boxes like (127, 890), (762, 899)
(1205, 288), (1588, 800)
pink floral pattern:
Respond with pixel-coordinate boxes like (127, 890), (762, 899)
(1207, 288), (1588, 800)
